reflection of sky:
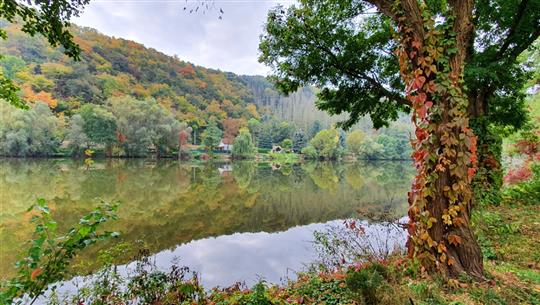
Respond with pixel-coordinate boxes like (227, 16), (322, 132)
(42, 219), (406, 303)
(151, 222), (322, 287)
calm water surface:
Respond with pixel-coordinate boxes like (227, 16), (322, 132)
(0, 159), (414, 287)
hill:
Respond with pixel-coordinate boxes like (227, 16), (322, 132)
(0, 19), (340, 129)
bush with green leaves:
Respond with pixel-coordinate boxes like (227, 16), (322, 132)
(281, 138), (293, 152)
(346, 263), (388, 305)
(201, 120), (223, 153)
(0, 199), (119, 305)
(309, 129), (341, 160)
(301, 145), (318, 159)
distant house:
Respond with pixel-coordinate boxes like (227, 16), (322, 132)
(218, 139), (233, 152)
(271, 145), (283, 153)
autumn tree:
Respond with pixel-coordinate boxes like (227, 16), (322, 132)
(178, 123), (193, 160)
(1, 0), (91, 108)
(260, 0), (539, 279)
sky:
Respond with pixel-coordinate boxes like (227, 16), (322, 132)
(74, 0), (291, 76)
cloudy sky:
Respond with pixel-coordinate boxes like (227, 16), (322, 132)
(74, 0), (291, 76)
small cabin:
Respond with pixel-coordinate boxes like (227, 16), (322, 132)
(271, 145), (283, 153)
(218, 139), (233, 152)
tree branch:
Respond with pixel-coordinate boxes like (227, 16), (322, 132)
(495, 0), (530, 58)
(449, 0), (475, 77)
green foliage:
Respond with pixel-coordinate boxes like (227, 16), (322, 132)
(281, 138), (292, 152)
(308, 120), (322, 139)
(201, 120), (222, 153)
(65, 114), (88, 155)
(232, 129), (255, 159)
(79, 104), (117, 150)
(109, 97), (181, 157)
(301, 145), (318, 159)
(346, 264), (387, 305)
(357, 137), (384, 160)
(0, 102), (60, 156)
(345, 130), (365, 155)
(375, 134), (409, 160)
(0, 198), (119, 305)
(292, 129), (307, 152)
(503, 162), (540, 205)
(309, 129), (341, 160)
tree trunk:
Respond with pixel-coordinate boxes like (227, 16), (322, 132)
(388, 0), (485, 279)
(468, 93), (503, 205)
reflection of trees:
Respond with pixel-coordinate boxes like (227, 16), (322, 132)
(232, 161), (256, 190)
(303, 162), (339, 191)
(0, 159), (414, 278)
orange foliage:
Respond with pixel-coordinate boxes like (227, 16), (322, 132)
(22, 86), (58, 108)
(179, 64), (196, 77)
(222, 118), (247, 144)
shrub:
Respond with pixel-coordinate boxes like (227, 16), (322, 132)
(0, 199), (119, 305)
(346, 264), (386, 305)
(301, 145), (318, 159)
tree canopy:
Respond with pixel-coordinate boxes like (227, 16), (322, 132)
(259, 0), (539, 130)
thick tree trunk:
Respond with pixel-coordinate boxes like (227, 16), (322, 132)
(386, 0), (485, 280)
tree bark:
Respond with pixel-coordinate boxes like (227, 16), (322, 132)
(369, 0), (485, 280)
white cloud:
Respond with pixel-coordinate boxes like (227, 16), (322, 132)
(74, 0), (291, 75)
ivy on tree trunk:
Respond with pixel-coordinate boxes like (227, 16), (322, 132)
(371, 0), (484, 279)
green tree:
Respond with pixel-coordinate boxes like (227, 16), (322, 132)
(65, 114), (89, 156)
(1, 0), (91, 108)
(300, 145), (318, 159)
(346, 130), (365, 156)
(247, 118), (261, 146)
(292, 129), (307, 152)
(0, 102), (60, 156)
(281, 138), (293, 152)
(358, 137), (384, 160)
(308, 120), (322, 139)
(202, 120), (223, 153)
(109, 97), (181, 157)
(376, 133), (412, 160)
(232, 128), (255, 159)
(79, 104), (117, 155)
(259, 0), (540, 279)
(309, 129), (340, 160)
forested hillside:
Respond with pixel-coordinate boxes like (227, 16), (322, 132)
(0, 19), (340, 129)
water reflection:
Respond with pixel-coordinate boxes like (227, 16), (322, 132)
(0, 159), (414, 279)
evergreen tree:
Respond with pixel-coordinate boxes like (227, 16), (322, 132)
(202, 120), (223, 153)
(308, 120), (322, 139)
(292, 129), (307, 152)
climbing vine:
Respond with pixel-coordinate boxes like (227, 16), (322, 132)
(393, 2), (479, 275)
